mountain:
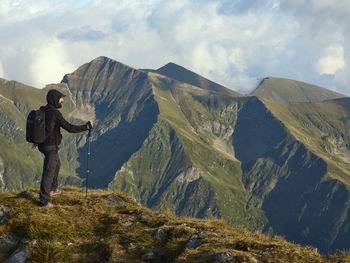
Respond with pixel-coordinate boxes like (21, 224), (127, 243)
(251, 77), (346, 104)
(1, 56), (350, 254)
(145, 62), (241, 97)
(0, 187), (345, 263)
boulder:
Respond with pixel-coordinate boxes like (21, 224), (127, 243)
(141, 251), (155, 261)
(4, 238), (35, 263)
(0, 205), (10, 224)
(5, 246), (32, 263)
(185, 235), (202, 250)
(213, 251), (237, 263)
(0, 234), (20, 255)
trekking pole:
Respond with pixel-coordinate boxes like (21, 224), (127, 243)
(86, 126), (91, 198)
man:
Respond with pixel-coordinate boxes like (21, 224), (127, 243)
(34, 89), (93, 208)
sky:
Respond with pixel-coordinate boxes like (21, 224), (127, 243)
(0, 0), (349, 95)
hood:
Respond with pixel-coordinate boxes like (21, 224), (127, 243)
(46, 89), (66, 108)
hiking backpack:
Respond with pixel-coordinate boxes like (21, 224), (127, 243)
(26, 107), (46, 143)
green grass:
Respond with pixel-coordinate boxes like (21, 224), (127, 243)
(263, 98), (350, 185)
(252, 77), (346, 104)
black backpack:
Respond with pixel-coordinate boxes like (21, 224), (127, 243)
(26, 107), (46, 144)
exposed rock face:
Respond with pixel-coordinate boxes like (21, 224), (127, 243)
(214, 251), (237, 263)
(0, 234), (20, 255)
(141, 251), (155, 261)
(4, 238), (35, 263)
(185, 235), (203, 250)
(0, 205), (10, 224)
(175, 167), (202, 183)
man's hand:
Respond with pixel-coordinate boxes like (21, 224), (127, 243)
(32, 143), (38, 149)
(86, 120), (93, 129)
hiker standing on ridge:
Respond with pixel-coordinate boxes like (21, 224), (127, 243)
(34, 89), (93, 208)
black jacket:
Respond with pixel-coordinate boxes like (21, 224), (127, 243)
(39, 89), (88, 146)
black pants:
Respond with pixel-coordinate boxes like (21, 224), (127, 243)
(38, 145), (60, 205)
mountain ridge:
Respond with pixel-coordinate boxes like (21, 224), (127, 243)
(1, 56), (350, 253)
(144, 61), (242, 97)
(251, 77), (346, 104)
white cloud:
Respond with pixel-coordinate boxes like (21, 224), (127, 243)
(315, 45), (346, 75)
(229, 48), (247, 72)
(29, 39), (75, 88)
(0, 0), (349, 95)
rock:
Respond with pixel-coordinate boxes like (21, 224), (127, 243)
(16, 191), (37, 201)
(63, 242), (73, 246)
(5, 246), (32, 263)
(124, 222), (133, 228)
(0, 205), (10, 224)
(199, 231), (213, 238)
(138, 212), (150, 221)
(234, 239), (250, 251)
(141, 251), (155, 261)
(0, 234), (20, 255)
(185, 235), (202, 250)
(116, 258), (128, 263)
(175, 167), (202, 183)
(213, 251), (237, 263)
(153, 228), (165, 240)
(104, 194), (128, 208)
(5, 238), (35, 263)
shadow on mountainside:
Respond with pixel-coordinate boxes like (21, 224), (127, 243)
(76, 94), (159, 189)
(231, 96), (348, 254)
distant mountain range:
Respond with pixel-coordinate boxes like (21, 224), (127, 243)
(0, 56), (349, 253)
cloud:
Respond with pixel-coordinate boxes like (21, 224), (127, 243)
(0, 0), (349, 95)
(315, 45), (346, 75)
(58, 26), (106, 41)
(29, 39), (75, 88)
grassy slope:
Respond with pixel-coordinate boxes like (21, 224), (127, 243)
(263, 98), (350, 185)
(251, 77), (346, 104)
(0, 187), (346, 263)
(261, 97), (350, 251)
(109, 73), (266, 230)
(108, 71), (350, 252)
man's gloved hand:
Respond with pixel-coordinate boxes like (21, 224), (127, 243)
(86, 120), (93, 129)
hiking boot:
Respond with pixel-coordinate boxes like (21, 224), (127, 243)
(50, 188), (62, 196)
(41, 202), (56, 208)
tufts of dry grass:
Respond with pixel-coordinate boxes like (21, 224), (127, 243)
(0, 187), (349, 263)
